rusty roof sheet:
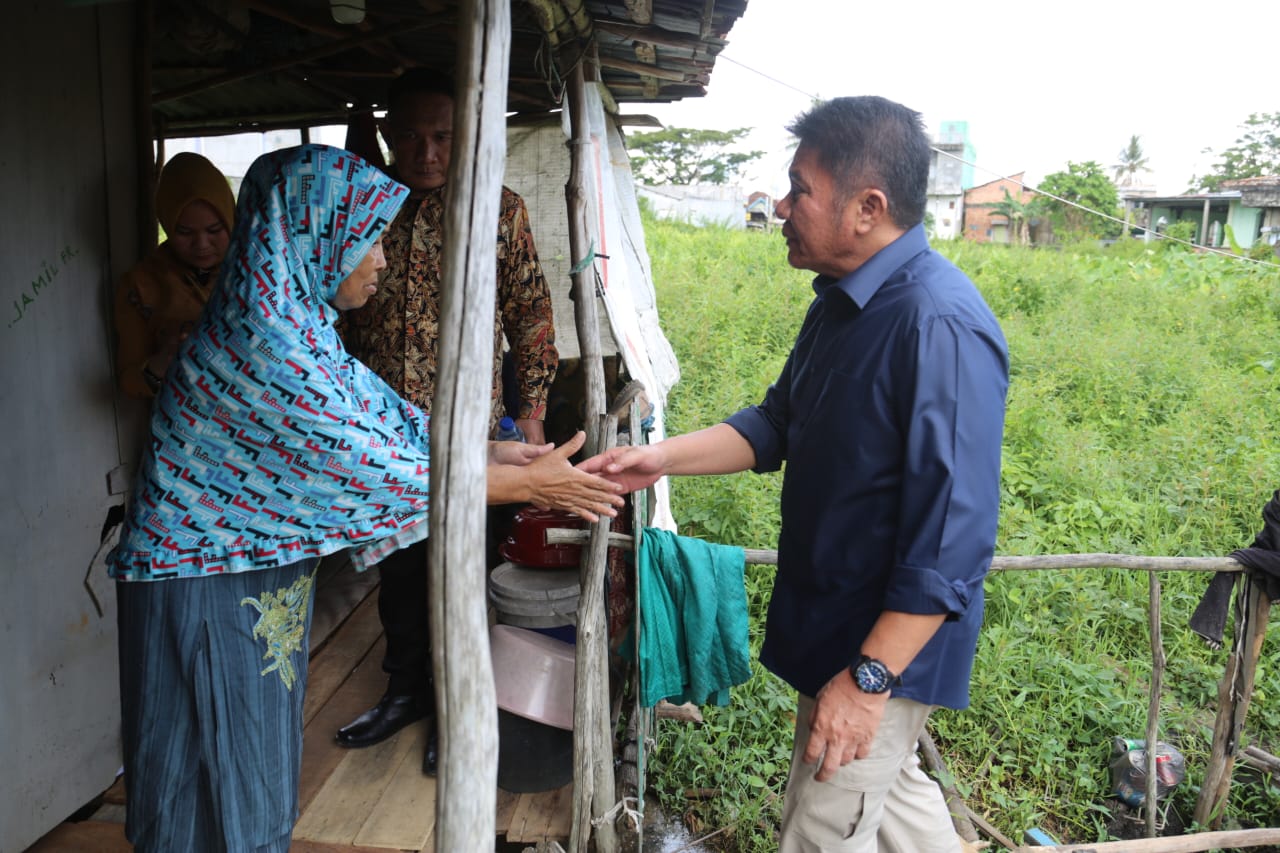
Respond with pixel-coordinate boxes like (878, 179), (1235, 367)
(151, 0), (748, 137)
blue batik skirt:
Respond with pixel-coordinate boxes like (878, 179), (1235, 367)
(116, 558), (318, 853)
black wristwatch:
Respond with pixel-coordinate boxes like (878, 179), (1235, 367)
(850, 655), (901, 694)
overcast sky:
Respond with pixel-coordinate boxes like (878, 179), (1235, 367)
(643, 0), (1273, 197)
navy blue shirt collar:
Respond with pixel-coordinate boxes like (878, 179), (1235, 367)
(813, 224), (930, 309)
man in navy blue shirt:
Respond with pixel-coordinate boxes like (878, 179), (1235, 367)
(587, 96), (1008, 850)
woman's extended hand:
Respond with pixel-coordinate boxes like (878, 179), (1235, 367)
(487, 431), (624, 522)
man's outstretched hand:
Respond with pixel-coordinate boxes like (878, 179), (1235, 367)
(578, 444), (667, 494)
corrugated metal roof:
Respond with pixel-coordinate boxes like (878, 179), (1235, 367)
(150, 0), (748, 137)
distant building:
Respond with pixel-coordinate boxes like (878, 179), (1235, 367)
(745, 191), (776, 230)
(963, 172), (1043, 244)
(636, 184), (747, 229)
(939, 121), (977, 189)
(926, 121), (973, 240)
(1130, 176), (1280, 248)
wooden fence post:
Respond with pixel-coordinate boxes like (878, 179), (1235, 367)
(429, 0), (510, 848)
(570, 415), (619, 853)
(564, 62), (606, 456)
(1193, 574), (1272, 828)
(1144, 572), (1164, 837)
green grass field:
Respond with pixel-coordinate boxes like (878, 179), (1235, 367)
(640, 215), (1280, 850)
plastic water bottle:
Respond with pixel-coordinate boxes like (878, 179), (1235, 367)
(495, 416), (526, 442)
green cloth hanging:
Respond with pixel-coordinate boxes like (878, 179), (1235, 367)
(628, 527), (751, 707)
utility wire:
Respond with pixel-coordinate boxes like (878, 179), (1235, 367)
(934, 148), (1280, 269)
(716, 54), (819, 101)
(717, 52), (1280, 270)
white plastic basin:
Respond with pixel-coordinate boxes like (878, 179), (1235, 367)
(489, 624), (576, 731)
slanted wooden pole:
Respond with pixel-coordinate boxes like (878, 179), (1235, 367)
(429, 0), (509, 849)
(565, 61), (606, 455)
(1193, 574), (1272, 828)
(569, 415), (620, 852)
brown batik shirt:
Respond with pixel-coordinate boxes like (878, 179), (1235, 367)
(341, 184), (558, 433)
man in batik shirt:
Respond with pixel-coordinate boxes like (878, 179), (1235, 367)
(335, 68), (558, 775)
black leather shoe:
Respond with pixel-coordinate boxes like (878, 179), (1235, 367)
(422, 714), (439, 776)
(335, 693), (428, 748)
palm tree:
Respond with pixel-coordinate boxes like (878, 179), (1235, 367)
(992, 188), (1039, 245)
(1113, 135), (1150, 186)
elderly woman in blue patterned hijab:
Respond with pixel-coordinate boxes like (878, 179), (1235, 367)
(109, 144), (620, 852)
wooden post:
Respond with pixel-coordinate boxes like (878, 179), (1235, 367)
(569, 414), (619, 853)
(133, 0), (155, 255)
(428, 0), (509, 849)
(1143, 572), (1164, 837)
(564, 61), (607, 455)
(1193, 574), (1272, 828)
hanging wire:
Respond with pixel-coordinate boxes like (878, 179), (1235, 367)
(716, 53), (1280, 270)
(533, 35), (567, 105)
(716, 54), (819, 101)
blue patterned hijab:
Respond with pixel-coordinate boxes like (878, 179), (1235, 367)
(110, 144), (434, 580)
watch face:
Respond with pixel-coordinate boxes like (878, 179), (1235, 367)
(855, 658), (893, 693)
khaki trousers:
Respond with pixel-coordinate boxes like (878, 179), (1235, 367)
(778, 695), (961, 853)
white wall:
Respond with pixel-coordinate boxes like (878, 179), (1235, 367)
(0, 5), (137, 850)
(927, 195), (964, 240)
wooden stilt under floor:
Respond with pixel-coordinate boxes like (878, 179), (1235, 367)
(24, 560), (573, 852)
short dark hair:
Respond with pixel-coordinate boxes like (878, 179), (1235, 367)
(387, 67), (456, 115)
(786, 96), (930, 229)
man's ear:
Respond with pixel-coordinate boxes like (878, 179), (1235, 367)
(849, 188), (890, 234)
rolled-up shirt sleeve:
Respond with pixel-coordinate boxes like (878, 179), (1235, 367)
(883, 313), (1008, 617)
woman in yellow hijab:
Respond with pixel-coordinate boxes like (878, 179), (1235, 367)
(113, 152), (236, 398)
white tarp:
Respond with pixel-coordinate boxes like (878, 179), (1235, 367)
(505, 88), (678, 530)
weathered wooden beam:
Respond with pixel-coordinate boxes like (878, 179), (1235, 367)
(545, 544), (1245, 575)
(987, 554), (1241, 572)
(429, 0), (510, 848)
(1143, 572), (1164, 838)
(1013, 827), (1280, 852)
(524, 0), (592, 45)
(595, 20), (727, 52)
(594, 80), (620, 115)
(596, 54), (691, 83)
(521, 0), (562, 48)
(564, 62), (606, 454)
(753, 551), (1244, 572)
(1193, 578), (1272, 828)
(592, 416), (619, 852)
(152, 17), (437, 104)
(161, 111), (358, 136)
(630, 42), (659, 98)
(569, 416), (620, 853)
(699, 0), (716, 40)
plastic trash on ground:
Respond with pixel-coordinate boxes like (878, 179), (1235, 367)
(1109, 737), (1186, 808)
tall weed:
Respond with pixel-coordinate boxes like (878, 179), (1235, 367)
(643, 216), (1280, 848)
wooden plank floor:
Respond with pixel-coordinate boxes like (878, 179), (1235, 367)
(26, 559), (573, 852)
